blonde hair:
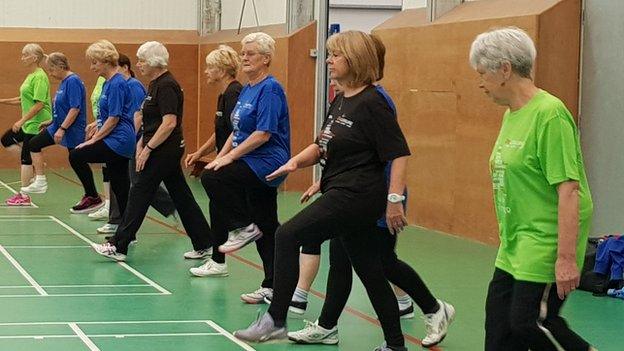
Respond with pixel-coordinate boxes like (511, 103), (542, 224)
(22, 43), (45, 64)
(46, 52), (70, 71)
(326, 31), (379, 88)
(136, 41), (169, 68)
(86, 40), (119, 66)
(206, 45), (241, 78)
(241, 32), (275, 65)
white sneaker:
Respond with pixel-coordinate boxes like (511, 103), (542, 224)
(183, 248), (213, 259)
(20, 180), (47, 194)
(189, 259), (228, 277)
(421, 299), (455, 348)
(288, 320), (339, 345)
(218, 223), (263, 253)
(92, 242), (126, 262)
(88, 203), (109, 220)
(241, 287), (273, 304)
(97, 223), (118, 234)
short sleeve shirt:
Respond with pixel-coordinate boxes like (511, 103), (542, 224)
(318, 85), (410, 195)
(215, 81), (242, 152)
(141, 71), (184, 151)
(231, 76), (291, 187)
(490, 90), (593, 283)
(47, 73), (87, 148)
(98, 73), (135, 158)
(20, 67), (52, 134)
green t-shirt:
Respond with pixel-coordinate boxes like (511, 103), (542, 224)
(20, 67), (52, 134)
(490, 90), (593, 283)
(90, 76), (106, 122)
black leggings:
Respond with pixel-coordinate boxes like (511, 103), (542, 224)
(317, 226), (439, 329)
(200, 160), (278, 288)
(485, 268), (591, 351)
(1, 129), (35, 165)
(267, 188), (404, 348)
(110, 147), (211, 255)
(28, 129), (56, 153)
(68, 140), (129, 207)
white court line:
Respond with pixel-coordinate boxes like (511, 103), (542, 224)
(48, 215), (172, 295)
(0, 180), (38, 208)
(69, 323), (100, 351)
(0, 319), (215, 326)
(206, 320), (256, 351)
(0, 333), (221, 340)
(0, 292), (167, 298)
(0, 219), (51, 221)
(1, 285), (149, 289)
(4, 245), (90, 249)
(0, 245), (47, 296)
(0, 215), (50, 218)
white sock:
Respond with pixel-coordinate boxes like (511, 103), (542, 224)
(104, 199), (110, 208)
(397, 294), (412, 309)
(35, 175), (46, 182)
(292, 287), (309, 303)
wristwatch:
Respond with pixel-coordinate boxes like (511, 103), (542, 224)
(387, 193), (406, 203)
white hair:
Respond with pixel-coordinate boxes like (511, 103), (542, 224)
(136, 41), (169, 68)
(241, 32), (276, 58)
(469, 27), (536, 78)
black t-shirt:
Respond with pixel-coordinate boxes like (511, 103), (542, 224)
(214, 81), (242, 152)
(317, 85), (410, 194)
(142, 71), (184, 151)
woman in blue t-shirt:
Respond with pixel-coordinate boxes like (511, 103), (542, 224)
(103, 54), (175, 234)
(201, 32), (290, 304)
(28, 52), (87, 203)
(68, 40), (134, 216)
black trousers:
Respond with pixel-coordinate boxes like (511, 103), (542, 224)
(68, 140), (129, 206)
(485, 268), (591, 351)
(200, 160), (278, 288)
(1, 128), (35, 165)
(267, 188), (404, 348)
(28, 129), (56, 153)
(317, 226), (439, 329)
(107, 157), (176, 225)
(109, 146), (211, 255)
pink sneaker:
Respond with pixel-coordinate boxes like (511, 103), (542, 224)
(5, 193), (31, 206)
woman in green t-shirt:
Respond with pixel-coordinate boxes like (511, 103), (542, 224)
(0, 43), (52, 206)
(469, 27), (596, 351)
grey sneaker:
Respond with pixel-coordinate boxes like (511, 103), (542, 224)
(92, 242), (126, 262)
(183, 248), (213, 259)
(288, 320), (338, 345)
(241, 287), (273, 304)
(233, 312), (287, 342)
(218, 223), (263, 253)
(373, 342), (408, 351)
(421, 299), (455, 348)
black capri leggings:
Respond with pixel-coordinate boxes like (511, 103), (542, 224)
(1, 129), (36, 165)
(28, 130), (57, 153)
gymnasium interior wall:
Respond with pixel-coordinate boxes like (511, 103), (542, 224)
(373, 0), (581, 244)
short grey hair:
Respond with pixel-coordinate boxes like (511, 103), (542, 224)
(241, 32), (276, 59)
(136, 41), (169, 68)
(469, 27), (536, 78)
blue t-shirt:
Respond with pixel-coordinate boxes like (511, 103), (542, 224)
(98, 73), (136, 158)
(47, 73), (87, 148)
(127, 77), (147, 140)
(375, 85), (407, 228)
(231, 75), (291, 186)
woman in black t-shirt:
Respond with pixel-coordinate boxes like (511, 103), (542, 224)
(185, 45), (243, 277)
(234, 31), (409, 351)
(92, 41), (213, 262)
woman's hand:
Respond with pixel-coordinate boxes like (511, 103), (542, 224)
(555, 256), (580, 299)
(75, 138), (95, 149)
(85, 122), (97, 140)
(205, 155), (233, 171)
(53, 129), (65, 144)
(185, 151), (201, 168)
(386, 202), (408, 235)
(300, 181), (320, 203)
(266, 159), (298, 181)
(12, 119), (25, 133)
(136, 147), (151, 172)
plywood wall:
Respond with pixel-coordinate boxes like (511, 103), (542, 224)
(373, 0), (581, 244)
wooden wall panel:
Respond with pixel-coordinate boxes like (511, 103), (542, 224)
(374, 0), (581, 244)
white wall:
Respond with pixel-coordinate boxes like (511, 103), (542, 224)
(220, 0), (287, 30)
(329, 8), (400, 32)
(402, 0), (427, 9)
(0, 0), (198, 30)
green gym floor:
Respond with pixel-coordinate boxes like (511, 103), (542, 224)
(0, 168), (620, 351)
